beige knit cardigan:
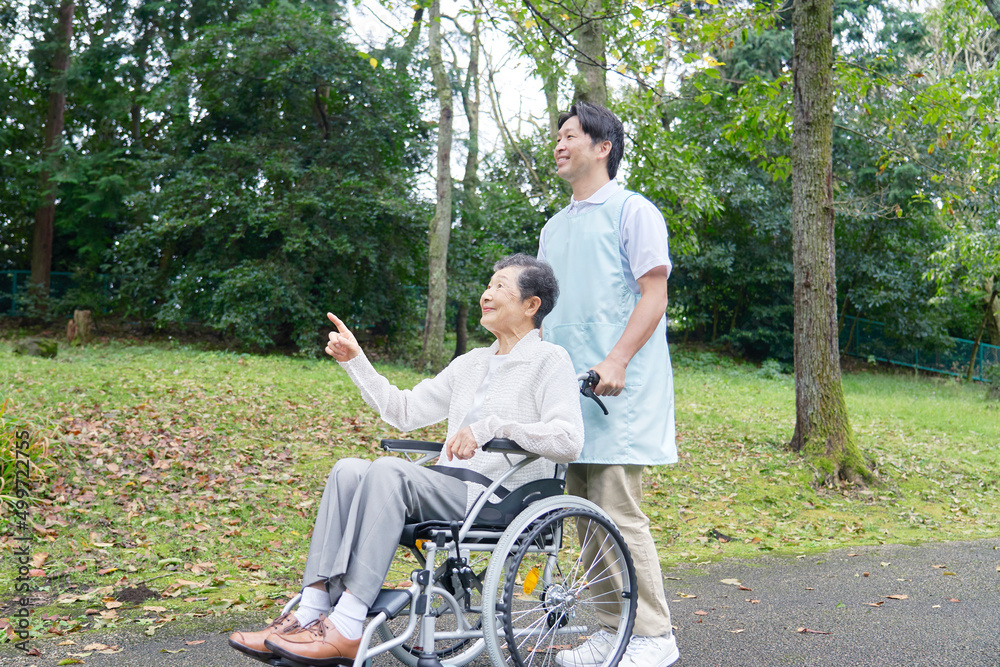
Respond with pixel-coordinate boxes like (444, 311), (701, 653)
(338, 330), (585, 510)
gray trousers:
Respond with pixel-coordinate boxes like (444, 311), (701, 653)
(302, 457), (469, 608)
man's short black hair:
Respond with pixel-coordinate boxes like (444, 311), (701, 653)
(557, 102), (625, 180)
(492, 254), (559, 329)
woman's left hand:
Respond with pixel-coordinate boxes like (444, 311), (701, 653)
(445, 427), (479, 461)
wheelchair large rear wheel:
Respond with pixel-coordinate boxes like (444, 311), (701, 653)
(482, 497), (637, 667)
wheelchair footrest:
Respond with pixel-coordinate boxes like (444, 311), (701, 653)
(269, 658), (365, 667)
(368, 588), (412, 619)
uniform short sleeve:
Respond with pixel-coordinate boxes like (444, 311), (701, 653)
(620, 195), (672, 286)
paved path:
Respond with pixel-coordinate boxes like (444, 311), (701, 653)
(3, 539), (998, 667)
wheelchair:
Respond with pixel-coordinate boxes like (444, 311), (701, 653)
(262, 373), (638, 667)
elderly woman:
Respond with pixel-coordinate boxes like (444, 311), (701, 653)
(229, 254), (584, 665)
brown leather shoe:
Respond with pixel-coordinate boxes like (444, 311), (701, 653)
(264, 615), (361, 666)
(228, 611), (302, 660)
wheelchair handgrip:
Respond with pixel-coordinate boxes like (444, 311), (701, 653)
(380, 439), (444, 453)
(481, 438), (526, 453)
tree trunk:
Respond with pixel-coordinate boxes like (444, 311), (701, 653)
(456, 1), (481, 362)
(967, 287), (999, 382)
(789, 0), (869, 484)
(421, 0), (453, 370)
(74, 309), (94, 345)
(395, 6), (424, 75)
(574, 0), (607, 105)
(984, 277), (1000, 346)
(453, 303), (469, 359)
(461, 4), (481, 208)
(982, 0), (1000, 28)
(30, 0), (74, 309)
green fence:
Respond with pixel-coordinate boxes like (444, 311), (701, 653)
(0, 270), (114, 317)
(840, 315), (1000, 383)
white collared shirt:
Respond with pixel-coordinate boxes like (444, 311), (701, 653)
(538, 179), (672, 294)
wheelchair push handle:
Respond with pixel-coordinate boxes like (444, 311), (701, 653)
(577, 371), (609, 415)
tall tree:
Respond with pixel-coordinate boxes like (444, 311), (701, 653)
(114, 4), (427, 350)
(421, 0), (454, 368)
(789, 0), (869, 482)
(29, 0), (74, 307)
(453, 0), (482, 358)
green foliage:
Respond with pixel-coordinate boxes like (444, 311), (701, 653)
(112, 4), (429, 350)
(666, 0), (990, 357)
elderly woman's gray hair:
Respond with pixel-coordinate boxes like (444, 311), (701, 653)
(492, 254), (559, 328)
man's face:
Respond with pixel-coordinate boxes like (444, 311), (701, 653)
(554, 116), (609, 184)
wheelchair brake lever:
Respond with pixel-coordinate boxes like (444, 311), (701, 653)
(580, 370), (609, 415)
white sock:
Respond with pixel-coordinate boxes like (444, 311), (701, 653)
(294, 586), (330, 627)
(329, 591), (368, 640)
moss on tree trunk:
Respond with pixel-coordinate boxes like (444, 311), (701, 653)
(790, 0), (871, 485)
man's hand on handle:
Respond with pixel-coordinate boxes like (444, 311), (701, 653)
(325, 313), (361, 362)
(590, 357), (626, 397)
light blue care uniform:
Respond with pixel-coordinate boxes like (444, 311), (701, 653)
(539, 187), (676, 465)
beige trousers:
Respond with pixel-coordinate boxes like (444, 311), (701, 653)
(566, 463), (673, 638)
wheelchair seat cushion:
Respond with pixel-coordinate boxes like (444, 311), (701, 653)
(400, 478), (565, 547)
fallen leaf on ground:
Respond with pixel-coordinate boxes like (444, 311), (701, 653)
(948, 598), (960, 603)
(676, 593), (697, 599)
(745, 599), (760, 604)
(694, 610), (709, 616)
(730, 629), (745, 633)
(185, 640), (206, 645)
(867, 601), (884, 607)
(885, 595), (909, 600)
(932, 565), (947, 569)
(738, 585), (752, 591)
(796, 627), (832, 635)
(720, 579), (741, 586)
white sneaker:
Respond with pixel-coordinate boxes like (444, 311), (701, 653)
(620, 633), (679, 667)
(555, 629), (616, 667)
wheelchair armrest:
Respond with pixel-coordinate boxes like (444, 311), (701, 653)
(380, 439), (444, 454)
(481, 438), (527, 454)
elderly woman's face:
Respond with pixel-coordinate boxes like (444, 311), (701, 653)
(480, 267), (531, 336)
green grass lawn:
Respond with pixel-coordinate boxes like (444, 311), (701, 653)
(1, 340), (998, 643)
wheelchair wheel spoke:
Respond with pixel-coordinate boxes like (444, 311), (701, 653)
(492, 506), (637, 667)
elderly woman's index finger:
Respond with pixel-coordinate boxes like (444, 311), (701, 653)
(327, 312), (348, 332)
